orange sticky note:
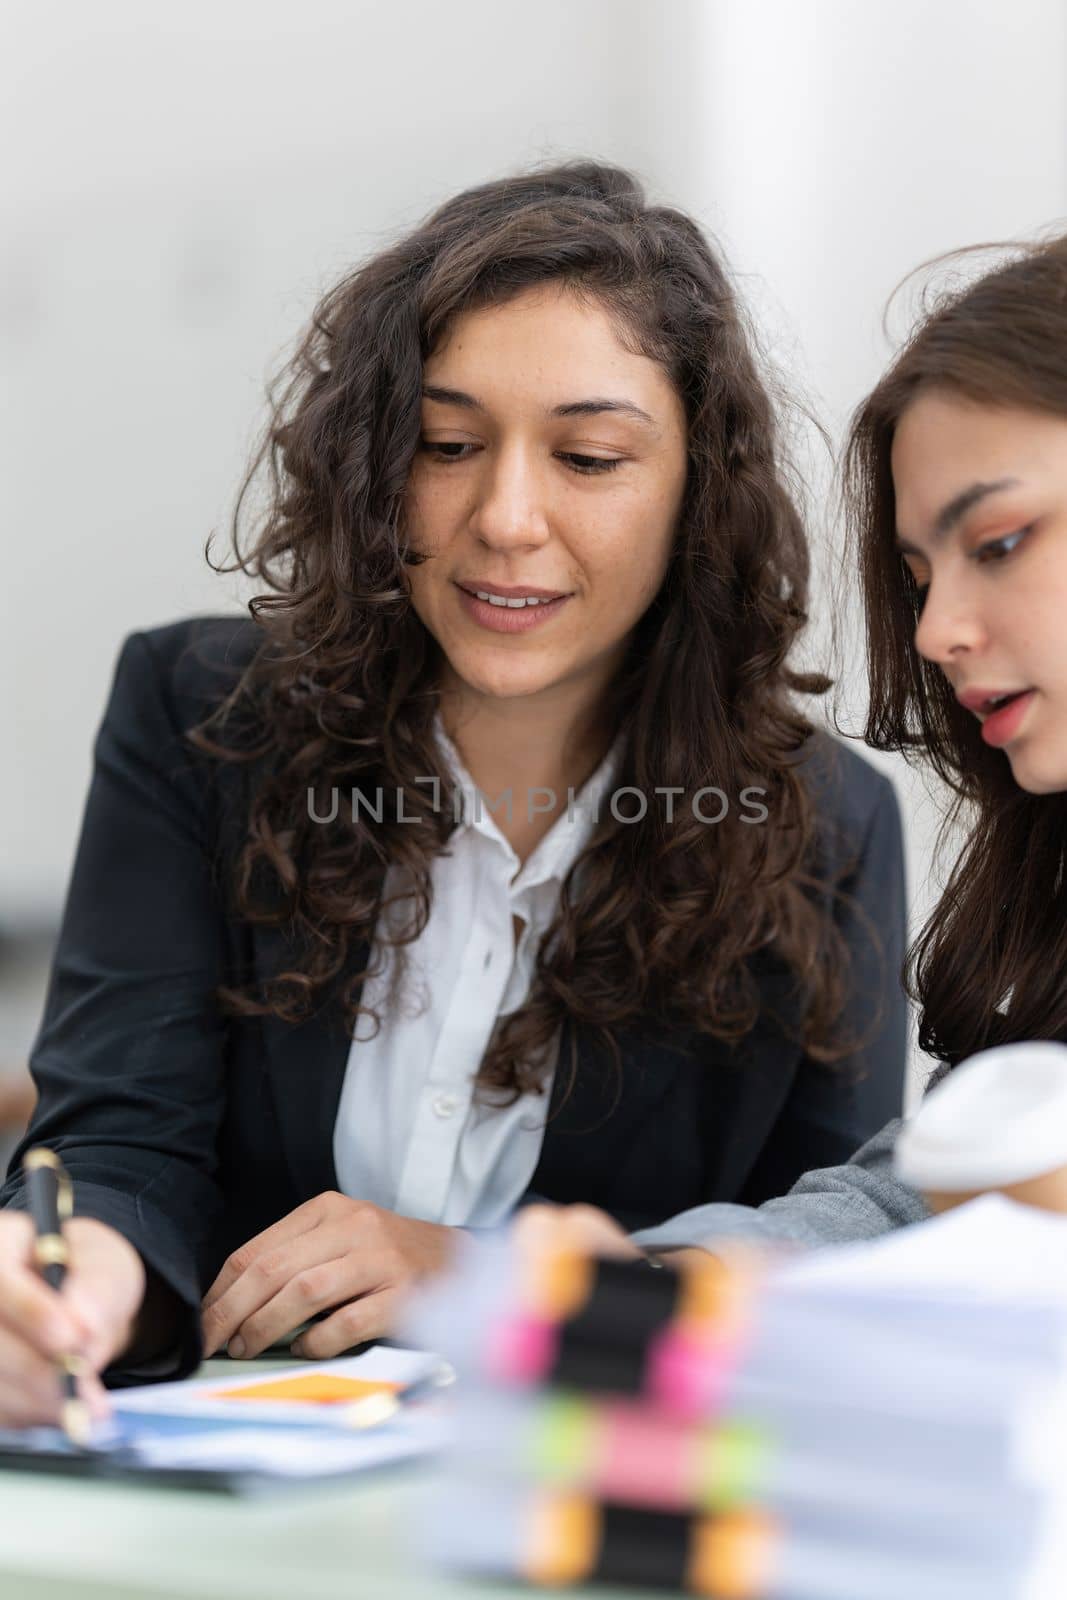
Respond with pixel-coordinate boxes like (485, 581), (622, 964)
(209, 1374), (402, 1405)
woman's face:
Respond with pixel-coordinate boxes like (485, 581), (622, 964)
(402, 283), (688, 709)
(891, 390), (1067, 794)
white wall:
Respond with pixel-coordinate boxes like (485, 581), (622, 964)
(2, 0), (700, 921)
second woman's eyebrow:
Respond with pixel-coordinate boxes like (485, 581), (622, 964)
(895, 476), (1022, 554)
(421, 385), (659, 431)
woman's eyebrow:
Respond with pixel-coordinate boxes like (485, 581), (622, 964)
(421, 385), (658, 430)
(894, 477), (1022, 554)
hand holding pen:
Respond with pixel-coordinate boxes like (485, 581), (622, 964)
(23, 1148), (91, 1443)
(0, 1149), (145, 1438)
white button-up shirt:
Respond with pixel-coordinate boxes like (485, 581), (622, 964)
(332, 718), (622, 1227)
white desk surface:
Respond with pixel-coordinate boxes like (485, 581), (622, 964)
(0, 1357), (648, 1600)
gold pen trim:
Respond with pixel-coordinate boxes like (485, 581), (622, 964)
(23, 1148), (60, 1172)
(33, 1234), (69, 1268)
(59, 1397), (92, 1449)
(24, 1147), (74, 1221)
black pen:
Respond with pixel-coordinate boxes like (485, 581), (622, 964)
(23, 1147), (91, 1448)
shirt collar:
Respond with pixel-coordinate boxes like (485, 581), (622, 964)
(432, 712), (623, 889)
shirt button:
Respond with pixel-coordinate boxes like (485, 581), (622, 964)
(432, 1092), (459, 1119)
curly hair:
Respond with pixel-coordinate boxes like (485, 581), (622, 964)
(191, 158), (860, 1104)
(843, 232), (1067, 1070)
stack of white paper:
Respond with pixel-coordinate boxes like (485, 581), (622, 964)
(409, 1196), (1067, 1599)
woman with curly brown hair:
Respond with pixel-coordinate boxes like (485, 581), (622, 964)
(0, 161), (905, 1427)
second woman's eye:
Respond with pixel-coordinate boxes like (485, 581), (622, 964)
(417, 441), (624, 475)
(974, 525), (1033, 564)
(902, 560), (929, 601)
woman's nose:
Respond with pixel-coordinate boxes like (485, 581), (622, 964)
(469, 445), (551, 549)
(913, 576), (989, 665)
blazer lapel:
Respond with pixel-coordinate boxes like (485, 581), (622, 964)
(253, 917), (371, 1201)
(219, 747), (385, 1205)
(530, 1013), (690, 1205)
(530, 959), (807, 1222)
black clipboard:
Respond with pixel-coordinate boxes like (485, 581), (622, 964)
(0, 1441), (258, 1494)
(0, 1437), (422, 1496)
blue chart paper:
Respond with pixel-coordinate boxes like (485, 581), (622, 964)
(0, 1348), (451, 1489)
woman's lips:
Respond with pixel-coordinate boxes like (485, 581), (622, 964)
(980, 689), (1036, 748)
(454, 584), (572, 634)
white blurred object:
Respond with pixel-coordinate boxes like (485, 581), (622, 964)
(894, 1042), (1067, 1193)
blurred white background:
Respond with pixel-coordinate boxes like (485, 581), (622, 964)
(3, 0), (1066, 1110)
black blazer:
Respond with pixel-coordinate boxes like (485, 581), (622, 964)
(2, 617), (908, 1378)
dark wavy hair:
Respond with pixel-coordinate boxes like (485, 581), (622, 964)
(191, 158), (860, 1103)
(844, 232), (1067, 1070)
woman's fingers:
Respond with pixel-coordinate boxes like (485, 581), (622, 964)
(0, 1215), (144, 1371)
(0, 1328), (66, 1424)
(0, 1357), (111, 1431)
(203, 1243), (310, 1356)
(202, 1199), (453, 1359)
(0, 1213), (89, 1360)
(0, 1216), (141, 1430)
(61, 1220), (146, 1372)
(291, 1286), (402, 1360)
(203, 1204), (447, 1358)
(76, 1367), (113, 1423)
(202, 1208), (388, 1357)
(201, 1194), (330, 1315)
(512, 1202), (641, 1261)
(219, 1255), (360, 1359)
(0, 1322), (93, 1429)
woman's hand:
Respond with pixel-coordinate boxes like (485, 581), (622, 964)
(510, 1202), (718, 1275)
(200, 1193), (455, 1360)
(510, 1202), (644, 1260)
(0, 1212), (146, 1428)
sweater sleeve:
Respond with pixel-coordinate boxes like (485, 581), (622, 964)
(629, 1118), (928, 1252)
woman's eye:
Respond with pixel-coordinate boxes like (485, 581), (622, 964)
(560, 453), (624, 475)
(417, 441), (623, 475)
(974, 526), (1032, 563)
(419, 440), (473, 461)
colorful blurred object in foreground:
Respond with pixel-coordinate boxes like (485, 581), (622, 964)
(406, 1198), (1067, 1599)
